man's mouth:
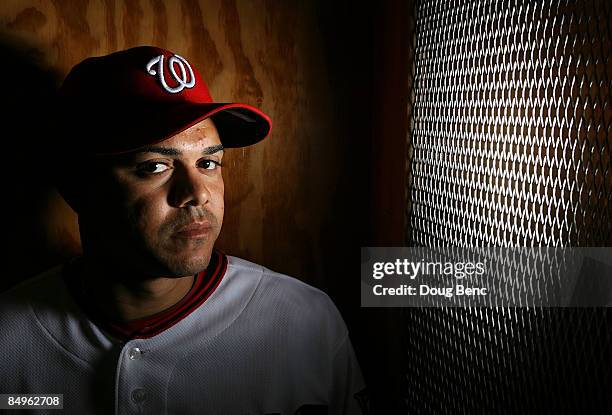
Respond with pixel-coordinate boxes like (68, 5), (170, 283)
(173, 221), (213, 239)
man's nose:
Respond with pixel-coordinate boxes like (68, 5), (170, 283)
(168, 166), (212, 208)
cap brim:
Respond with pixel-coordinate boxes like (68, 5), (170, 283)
(87, 102), (271, 155)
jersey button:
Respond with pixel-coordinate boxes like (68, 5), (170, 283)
(128, 347), (142, 360)
(131, 388), (147, 403)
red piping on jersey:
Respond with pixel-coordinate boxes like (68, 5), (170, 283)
(62, 250), (228, 341)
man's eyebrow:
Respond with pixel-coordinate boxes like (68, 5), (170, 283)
(203, 144), (224, 155)
(136, 144), (224, 156)
(137, 146), (181, 156)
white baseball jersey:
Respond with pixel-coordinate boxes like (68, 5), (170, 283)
(0, 253), (366, 414)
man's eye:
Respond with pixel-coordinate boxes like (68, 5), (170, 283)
(199, 160), (222, 170)
(138, 162), (170, 174)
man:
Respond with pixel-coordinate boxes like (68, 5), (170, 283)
(0, 46), (365, 414)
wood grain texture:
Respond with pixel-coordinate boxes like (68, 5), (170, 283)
(0, 0), (345, 287)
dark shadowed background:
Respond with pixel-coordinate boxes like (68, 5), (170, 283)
(3, 1), (611, 414)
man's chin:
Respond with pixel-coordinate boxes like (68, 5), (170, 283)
(153, 246), (215, 277)
(165, 254), (213, 276)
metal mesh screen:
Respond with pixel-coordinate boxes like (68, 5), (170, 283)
(400, 0), (612, 413)
(408, 0), (611, 247)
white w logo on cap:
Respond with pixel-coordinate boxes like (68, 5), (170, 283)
(146, 54), (196, 94)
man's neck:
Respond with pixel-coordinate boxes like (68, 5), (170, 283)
(77, 259), (195, 322)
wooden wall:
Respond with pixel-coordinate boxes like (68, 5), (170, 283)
(0, 1), (419, 411)
(0, 0), (345, 289)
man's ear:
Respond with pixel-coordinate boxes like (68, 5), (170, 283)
(54, 179), (83, 214)
(55, 173), (85, 214)
(52, 152), (92, 214)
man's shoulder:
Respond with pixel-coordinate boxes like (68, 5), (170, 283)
(225, 255), (348, 340)
(226, 255), (332, 306)
(0, 265), (70, 345)
(0, 265), (65, 304)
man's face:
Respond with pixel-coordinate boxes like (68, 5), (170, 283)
(82, 118), (224, 277)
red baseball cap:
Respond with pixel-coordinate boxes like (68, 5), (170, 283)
(57, 46), (272, 154)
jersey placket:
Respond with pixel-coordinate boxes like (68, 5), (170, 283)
(115, 339), (166, 414)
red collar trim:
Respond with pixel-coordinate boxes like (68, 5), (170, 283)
(63, 251), (228, 341)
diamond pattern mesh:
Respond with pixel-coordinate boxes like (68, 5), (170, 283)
(399, 0), (612, 413)
(408, 0), (611, 247)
